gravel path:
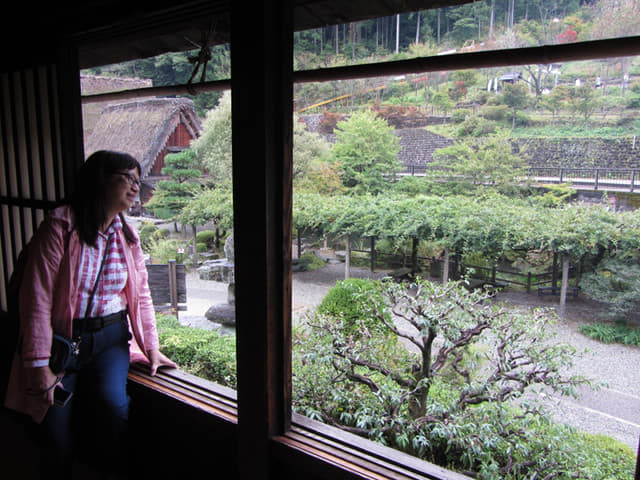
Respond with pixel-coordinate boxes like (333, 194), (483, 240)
(179, 261), (640, 449)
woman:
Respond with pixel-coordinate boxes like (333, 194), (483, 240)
(4, 150), (176, 476)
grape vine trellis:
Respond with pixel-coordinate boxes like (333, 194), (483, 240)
(293, 192), (640, 306)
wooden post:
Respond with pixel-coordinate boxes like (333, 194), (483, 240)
(192, 225), (198, 268)
(370, 236), (376, 272)
(452, 254), (459, 280)
(231, 1), (293, 478)
(411, 237), (419, 274)
(560, 253), (570, 312)
(345, 233), (351, 279)
(526, 272), (532, 294)
(491, 266), (496, 283)
(443, 248), (450, 283)
(168, 259), (178, 318)
(635, 436), (639, 480)
(297, 228), (302, 259)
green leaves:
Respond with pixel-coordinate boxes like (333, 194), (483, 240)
(291, 278), (618, 477)
(294, 192), (635, 261)
(177, 186), (233, 229)
(329, 110), (402, 194)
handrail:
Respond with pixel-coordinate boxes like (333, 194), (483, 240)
(401, 165), (639, 192)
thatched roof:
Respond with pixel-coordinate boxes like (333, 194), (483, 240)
(86, 97), (202, 177)
(81, 75), (153, 147)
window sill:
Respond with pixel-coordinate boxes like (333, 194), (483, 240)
(128, 364), (237, 423)
(273, 414), (472, 480)
(127, 366), (470, 480)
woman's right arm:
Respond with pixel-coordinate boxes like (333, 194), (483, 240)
(18, 217), (67, 390)
(19, 216), (68, 404)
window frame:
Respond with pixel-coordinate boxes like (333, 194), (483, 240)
(82, 8), (640, 479)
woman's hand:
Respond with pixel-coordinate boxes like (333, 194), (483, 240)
(147, 349), (177, 376)
(25, 366), (61, 405)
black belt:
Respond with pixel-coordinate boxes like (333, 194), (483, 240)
(73, 310), (127, 333)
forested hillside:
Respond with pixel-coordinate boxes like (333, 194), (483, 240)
(83, 0), (640, 119)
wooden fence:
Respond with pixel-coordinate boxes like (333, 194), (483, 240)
(146, 260), (187, 314)
(351, 245), (580, 293)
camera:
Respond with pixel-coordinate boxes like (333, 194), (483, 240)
(53, 386), (73, 407)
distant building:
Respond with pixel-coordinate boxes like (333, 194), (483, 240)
(81, 75), (153, 148)
(86, 97), (202, 205)
(500, 72), (523, 84)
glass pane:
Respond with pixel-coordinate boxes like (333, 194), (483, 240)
(294, 0), (640, 72)
(291, 56), (640, 478)
(81, 55), (237, 390)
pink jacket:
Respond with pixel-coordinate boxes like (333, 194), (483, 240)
(4, 206), (158, 422)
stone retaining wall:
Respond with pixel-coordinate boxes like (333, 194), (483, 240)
(515, 137), (640, 169)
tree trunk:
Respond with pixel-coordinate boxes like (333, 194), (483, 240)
(489, 0), (495, 38)
(350, 22), (355, 59)
(415, 12), (421, 44)
(335, 24), (339, 55)
(411, 237), (419, 273)
(409, 330), (434, 419)
(370, 237), (376, 272)
(345, 234), (351, 279)
(395, 14), (400, 53)
(437, 9), (441, 44)
(443, 248), (450, 283)
(560, 253), (570, 312)
(192, 224), (198, 267)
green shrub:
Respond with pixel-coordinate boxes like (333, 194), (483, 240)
(451, 108), (472, 124)
(456, 116), (498, 136)
(196, 230), (217, 249)
(149, 239), (186, 264)
(316, 278), (390, 336)
(579, 321), (640, 346)
(296, 251), (326, 271)
(514, 111), (530, 127)
(196, 242), (208, 253)
(139, 222), (168, 253)
(480, 105), (509, 122)
(391, 176), (431, 195)
(156, 314), (237, 388)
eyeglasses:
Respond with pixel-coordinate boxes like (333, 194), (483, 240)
(113, 172), (141, 187)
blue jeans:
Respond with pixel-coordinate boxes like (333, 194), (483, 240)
(39, 318), (131, 476)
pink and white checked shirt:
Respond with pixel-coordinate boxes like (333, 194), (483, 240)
(74, 215), (128, 319)
(25, 217), (129, 367)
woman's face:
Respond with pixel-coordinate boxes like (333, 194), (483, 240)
(103, 167), (141, 215)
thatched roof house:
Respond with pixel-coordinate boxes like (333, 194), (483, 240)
(86, 97), (202, 178)
(81, 75), (153, 145)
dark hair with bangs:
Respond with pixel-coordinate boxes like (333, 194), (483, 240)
(68, 150), (141, 247)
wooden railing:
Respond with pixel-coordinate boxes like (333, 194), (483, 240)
(528, 167), (638, 192)
(400, 165), (639, 192)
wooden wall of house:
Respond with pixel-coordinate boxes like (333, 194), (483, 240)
(150, 123), (195, 175)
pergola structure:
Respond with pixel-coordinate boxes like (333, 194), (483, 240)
(1, 2), (639, 479)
